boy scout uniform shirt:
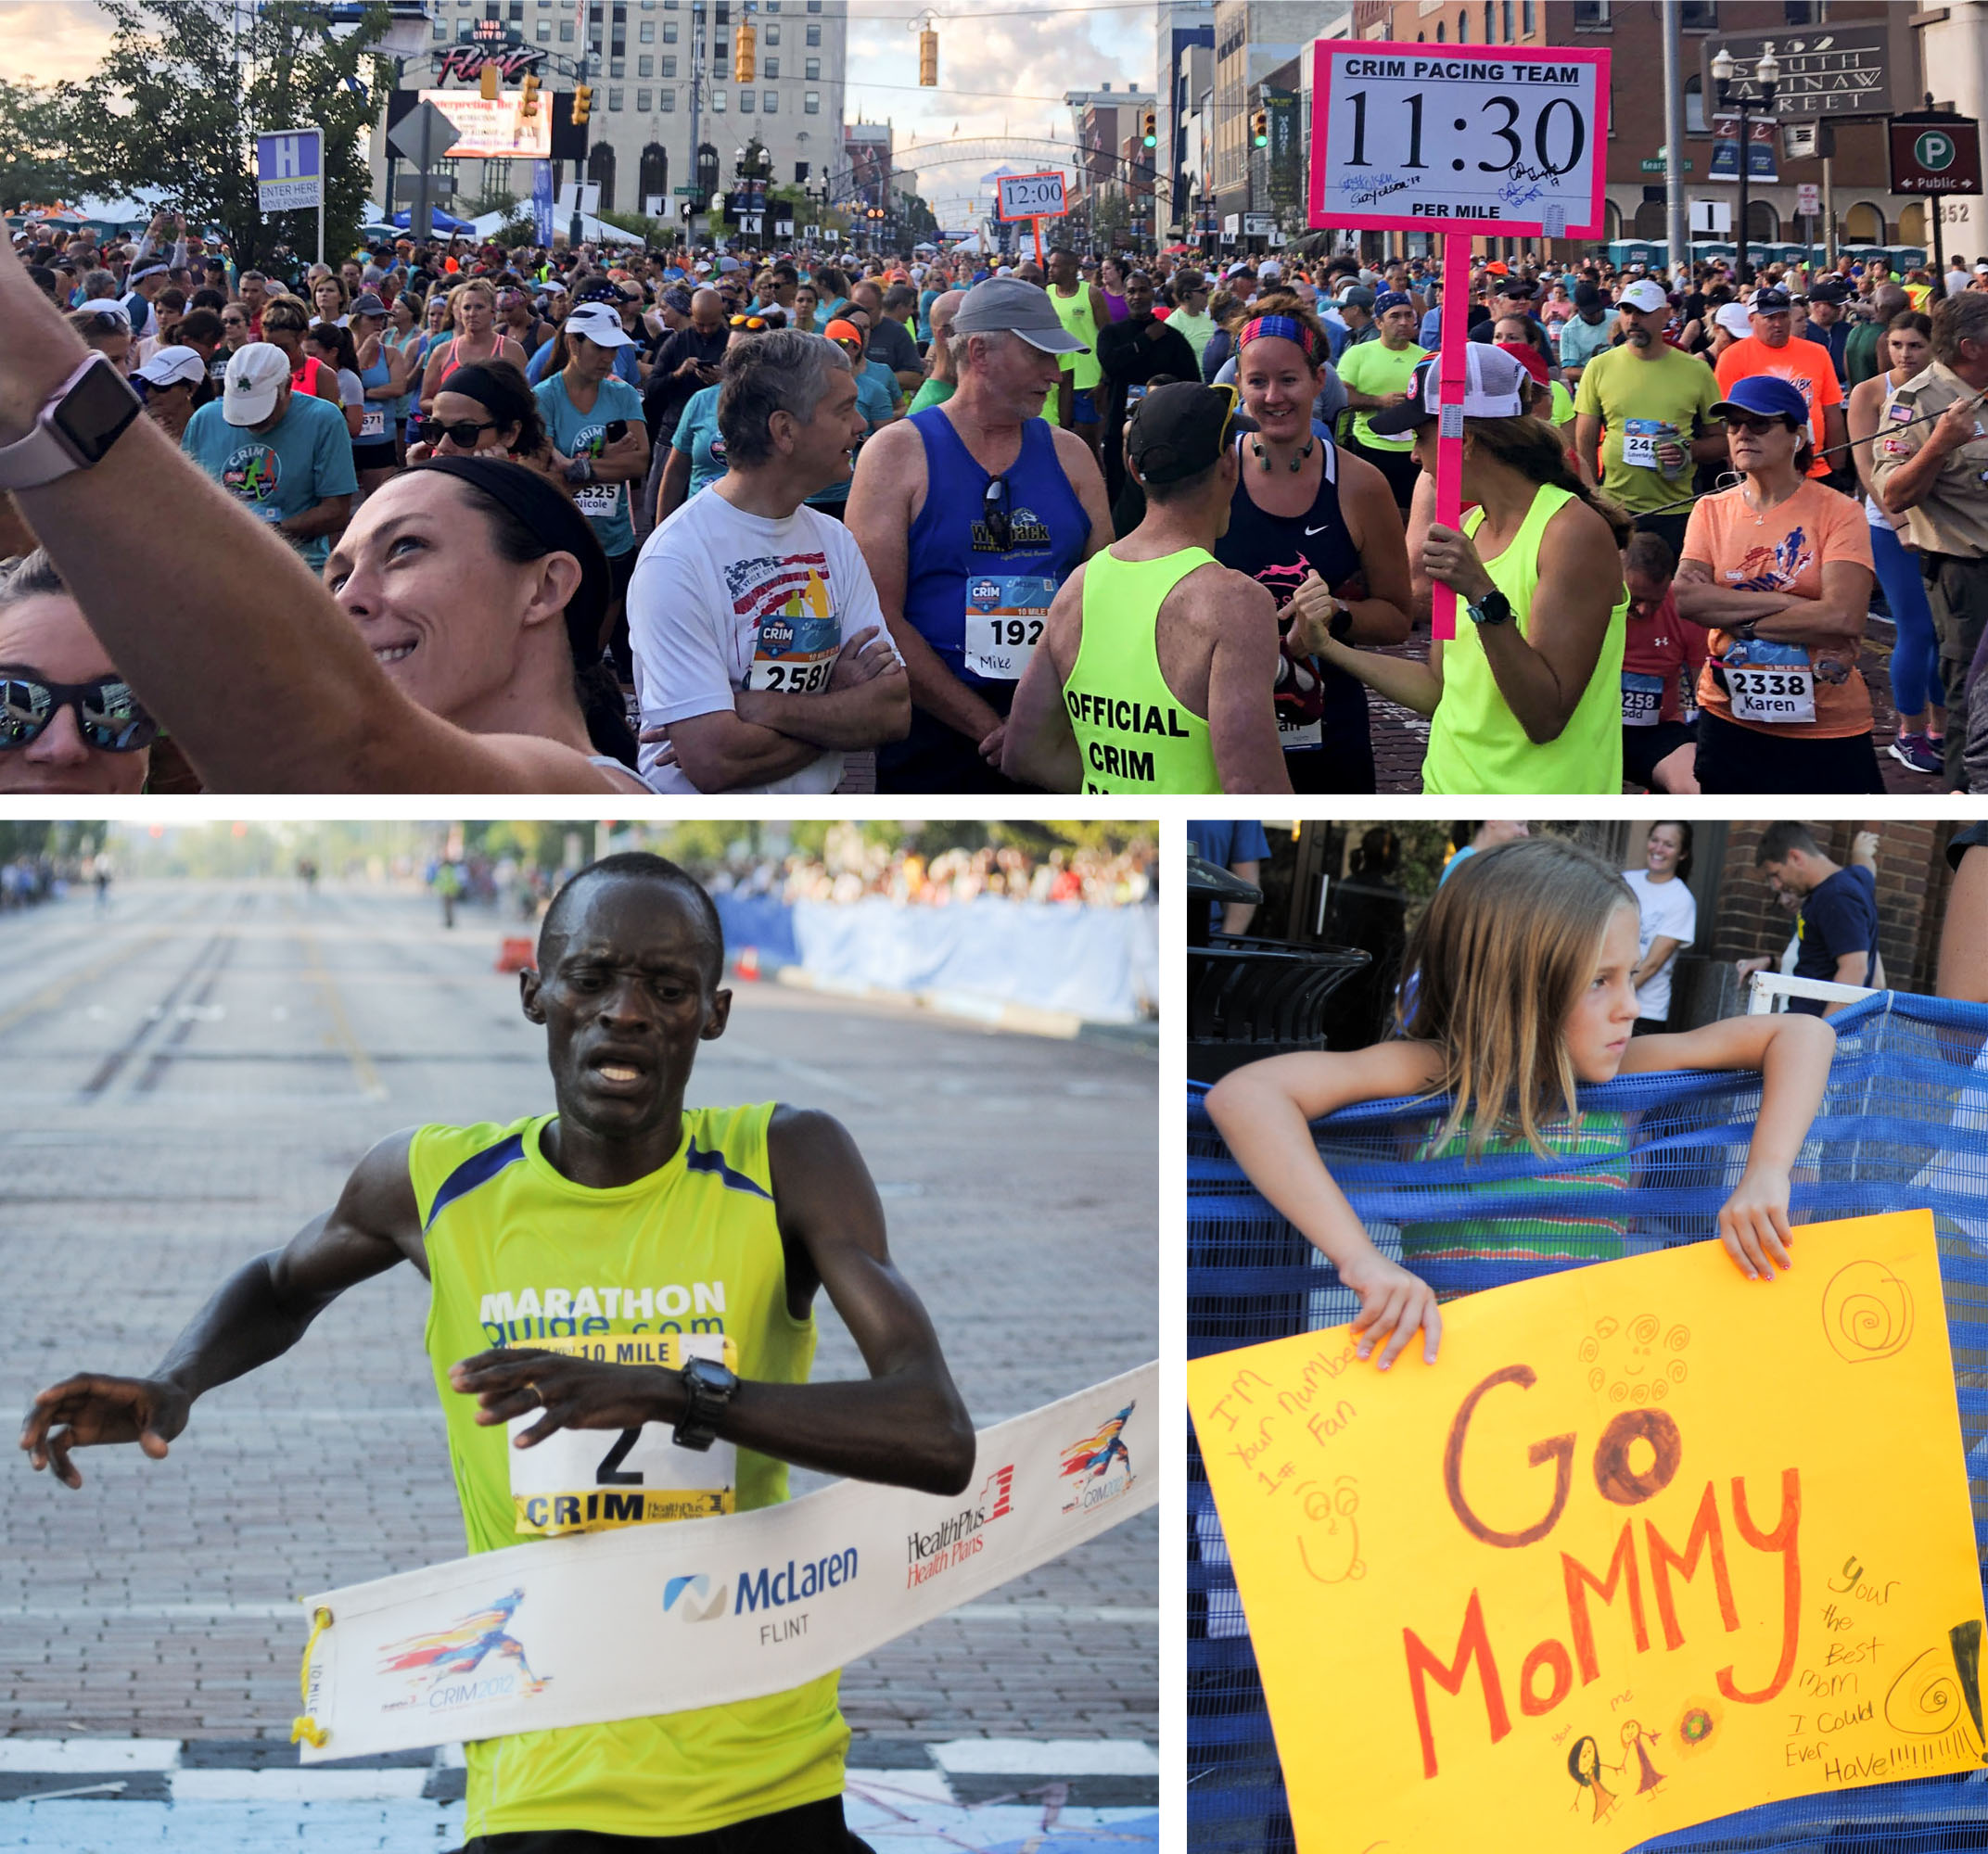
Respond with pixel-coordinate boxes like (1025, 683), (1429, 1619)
(412, 1105), (844, 1840)
(1868, 359), (1988, 559)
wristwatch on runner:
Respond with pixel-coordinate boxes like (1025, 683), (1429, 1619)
(673, 1355), (740, 1452)
(1465, 588), (1513, 629)
(0, 352), (145, 489)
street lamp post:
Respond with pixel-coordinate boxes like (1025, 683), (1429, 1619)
(1711, 43), (1780, 286)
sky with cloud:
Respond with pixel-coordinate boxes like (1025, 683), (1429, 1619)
(1, 0), (1155, 221)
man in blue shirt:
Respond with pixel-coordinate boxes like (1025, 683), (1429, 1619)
(1191, 819), (1270, 935)
(1754, 822), (1879, 1017)
(181, 343), (356, 569)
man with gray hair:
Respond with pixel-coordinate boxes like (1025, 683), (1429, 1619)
(847, 275), (1112, 792)
(907, 288), (965, 413)
(627, 328), (910, 795)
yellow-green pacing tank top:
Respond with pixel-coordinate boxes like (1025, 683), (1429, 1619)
(412, 1104), (842, 1838)
(1420, 483), (1626, 796)
(1065, 546), (1221, 794)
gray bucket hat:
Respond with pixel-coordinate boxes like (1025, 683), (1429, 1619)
(951, 276), (1089, 354)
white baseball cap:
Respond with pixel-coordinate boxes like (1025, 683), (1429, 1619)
(223, 342), (292, 425)
(564, 301), (637, 349)
(1617, 279), (1670, 314)
(1714, 300), (1753, 338)
(1369, 342), (1530, 435)
(135, 345), (207, 389)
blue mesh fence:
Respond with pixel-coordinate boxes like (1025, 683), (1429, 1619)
(1186, 991), (1988, 1853)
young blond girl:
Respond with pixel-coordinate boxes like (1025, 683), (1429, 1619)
(1205, 836), (1836, 1373)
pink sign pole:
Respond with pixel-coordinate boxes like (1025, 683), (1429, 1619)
(1432, 230), (1471, 641)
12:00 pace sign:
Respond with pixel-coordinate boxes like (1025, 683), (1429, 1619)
(1316, 48), (1604, 228)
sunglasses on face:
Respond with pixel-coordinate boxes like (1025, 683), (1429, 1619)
(417, 416), (497, 448)
(1723, 415), (1787, 438)
(730, 313), (769, 330)
(0, 669), (158, 753)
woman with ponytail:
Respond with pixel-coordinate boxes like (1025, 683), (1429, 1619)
(1311, 343), (1632, 794)
(1213, 295), (1413, 793)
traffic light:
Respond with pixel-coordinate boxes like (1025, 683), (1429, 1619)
(519, 72), (541, 117)
(735, 20), (755, 82)
(480, 61), (500, 101)
(1142, 108), (1156, 149)
(573, 82), (594, 125)
(1251, 108), (1268, 147)
(919, 26), (937, 87)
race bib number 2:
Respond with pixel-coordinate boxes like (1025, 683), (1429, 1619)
(963, 575), (1055, 679)
(507, 1332), (738, 1535)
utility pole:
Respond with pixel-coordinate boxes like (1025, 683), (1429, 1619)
(1661, 0), (1686, 276)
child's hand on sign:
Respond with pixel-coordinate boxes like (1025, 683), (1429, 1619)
(1717, 1162), (1796, 1281)
(1339, 1251), (1442, 1370)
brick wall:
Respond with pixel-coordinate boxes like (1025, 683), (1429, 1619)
(1710, 819), (1955, 997)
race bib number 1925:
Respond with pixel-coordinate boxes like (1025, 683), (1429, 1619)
(963, 575), (1056, 679)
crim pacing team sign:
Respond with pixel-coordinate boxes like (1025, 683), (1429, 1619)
(1308, 44), (1611, 240)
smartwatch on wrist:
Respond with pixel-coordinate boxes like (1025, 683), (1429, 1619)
(672, 1355), (740, 1453)
(1465, 587), (1513, 629)
(1328, 600), (1355, 643)
(0, 352), (146, 490)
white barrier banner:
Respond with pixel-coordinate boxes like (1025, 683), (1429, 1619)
(295, 1363), (1156, 1760)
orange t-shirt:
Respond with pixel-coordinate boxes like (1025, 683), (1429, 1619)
(1682, 479), (1875, 739)
(1714, 334), (1844, 479)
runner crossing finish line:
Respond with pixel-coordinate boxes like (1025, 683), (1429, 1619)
(290, 1362), (1156, 1759)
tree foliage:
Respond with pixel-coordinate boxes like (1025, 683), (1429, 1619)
(74, 0), (397, 272)
(0, 77), (87, 213)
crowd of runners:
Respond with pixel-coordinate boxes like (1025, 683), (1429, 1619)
(6, 214), (1988, 795)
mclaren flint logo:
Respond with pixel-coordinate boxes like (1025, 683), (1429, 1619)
(665, 1547), (859, 1645)
(905, 1464), (1013, 1591)
(1059, 1401), (1137, 1514)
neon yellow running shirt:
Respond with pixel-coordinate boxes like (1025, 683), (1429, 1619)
(412, 1104), (842, 1839)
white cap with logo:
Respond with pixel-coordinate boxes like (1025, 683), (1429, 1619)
(223, 342), (292, 425)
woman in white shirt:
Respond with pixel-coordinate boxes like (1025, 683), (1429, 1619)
(1625, 820), (1697, 1033)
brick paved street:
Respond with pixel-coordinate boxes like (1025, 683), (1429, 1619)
(0, 876), (1156, 1847)
(1365, 613), (1947, 795)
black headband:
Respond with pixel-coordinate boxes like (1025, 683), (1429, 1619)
(414, 456), (610, 668)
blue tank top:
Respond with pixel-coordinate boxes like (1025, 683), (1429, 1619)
(355, 348), (394, 444)
(1212, 435), (1375, 789)
(901, 408), (1090, 691)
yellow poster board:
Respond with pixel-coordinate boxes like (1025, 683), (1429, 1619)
(1186, 1211), (1987, 1854)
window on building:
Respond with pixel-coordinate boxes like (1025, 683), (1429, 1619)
(805, 18), (819, 39)
(804, 88), (819, 111)
(637, 87), (651, 109)
(712, 86), (726, 108)
(610, 57), (625, 75)
(432, 17), (446, 33)
(640, 19), (653, 37)
(663, 19), (676, 36)
(715, 53), (729, 75)
(638, 51), (651, 70)
(508, 0), (523, 19)
(805, 55), (818, 76)
(1522, 0), (1533, 28)
(740, 88), (754, 108)
(806, 0), (820, 10)
(559, 18), (573, 37)
(716, 0), (728, 18)
(1457, 12), (1467, 40)
(1483, 3), (1493, 40)
(764, 54), (777, 73)
(1434, 22), (1443, 38)
(1684, 73), (1706, 133)
(763, 88), (776, 109)
(1782, 0), (1818, 19)
(608, 86), (624, 108)
(1572, 0), (1610, 24)
(764, 20), (778, 41)
(1501, 0), (1512, 36)
(536, 18), (550, 36)
(662, 53), (676, 72)
(661, 86), (675, 108)
(1680, 1), (1716, 25)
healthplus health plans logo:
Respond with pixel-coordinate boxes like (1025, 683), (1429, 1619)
(1059, 1402), (1137, 1515)
(906, 1464), (1013, 1591)
(376, 1588), (551, 1713)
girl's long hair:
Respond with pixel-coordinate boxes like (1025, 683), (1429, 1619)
(1467, 414), (1635, 547)
(1395, 836), (1636, 1157)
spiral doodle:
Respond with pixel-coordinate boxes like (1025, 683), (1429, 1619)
(1884, 1646), (1970, 1737)
(1821, 1260), (1916, 1364)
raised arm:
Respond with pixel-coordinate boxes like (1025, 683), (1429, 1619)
(451, 1109), (977, 1495)
(20, 1131), (421, 1489)
(1622, 1010), (1835, 1278)
(1205, 1040), (1449, 1367)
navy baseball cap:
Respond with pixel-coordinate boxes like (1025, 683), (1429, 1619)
(1748, 287), (1792, 314)
(1709, 375), (1810, 425)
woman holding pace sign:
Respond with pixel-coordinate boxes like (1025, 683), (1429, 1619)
(1306, 346), (1631, 794)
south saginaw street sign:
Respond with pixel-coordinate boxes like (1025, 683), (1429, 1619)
(1698, 20), (1918, 120)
